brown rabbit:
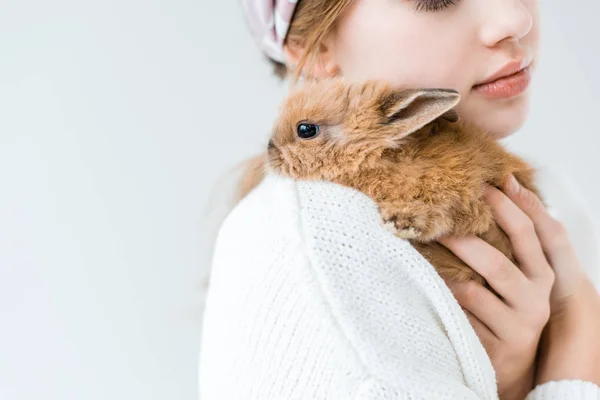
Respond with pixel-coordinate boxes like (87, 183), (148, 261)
(265, 78), (541, 285)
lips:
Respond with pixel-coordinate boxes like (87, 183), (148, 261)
(473, 57), (533, 99)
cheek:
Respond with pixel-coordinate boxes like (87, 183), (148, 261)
(332, 0), (477, 92)
(456, 93), (532, 138)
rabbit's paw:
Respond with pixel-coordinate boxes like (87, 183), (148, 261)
(380, 213), (423, 240)
(379, 204), (448, 242)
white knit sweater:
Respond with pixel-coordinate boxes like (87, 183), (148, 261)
(199, 168), (600, 399)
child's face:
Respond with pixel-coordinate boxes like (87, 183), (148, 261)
(325, 0), (540, 138)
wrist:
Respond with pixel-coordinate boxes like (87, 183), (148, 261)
(500, 369), (534, 400)
(536, 281), (600, 386)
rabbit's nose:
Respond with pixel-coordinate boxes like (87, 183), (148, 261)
(268, 139), (275, 150)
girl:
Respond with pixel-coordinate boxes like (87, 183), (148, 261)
(199, 1), (600, 398)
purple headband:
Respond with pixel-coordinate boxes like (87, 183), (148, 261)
(241, 0), (299, 63)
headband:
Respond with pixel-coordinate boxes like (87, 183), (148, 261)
(241, 0), (299, 63)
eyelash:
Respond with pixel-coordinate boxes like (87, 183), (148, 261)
(415, 0), (457, 12)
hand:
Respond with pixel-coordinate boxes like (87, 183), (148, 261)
(500, 175), (600, 386)
(440, 180), (555, 400)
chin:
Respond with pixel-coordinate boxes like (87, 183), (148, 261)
(460, 92), (532, 139)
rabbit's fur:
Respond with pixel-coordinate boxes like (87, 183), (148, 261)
(266, 78), (540, 284)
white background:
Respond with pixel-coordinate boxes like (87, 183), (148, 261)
(1, 1), (599, 399)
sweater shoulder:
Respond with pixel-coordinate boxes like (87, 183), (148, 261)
(214, 173), (300, 248)
(202, 173), (497, 399)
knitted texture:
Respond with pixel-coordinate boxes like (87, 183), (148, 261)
(199, 172), (600, 399)
(525, 381), (600, 400)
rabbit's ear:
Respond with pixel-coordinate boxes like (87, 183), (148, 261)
(440, 109), (459, 123)
(381, 89), (461, 138)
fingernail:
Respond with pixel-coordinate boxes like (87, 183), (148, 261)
(506, 174), (520, 195)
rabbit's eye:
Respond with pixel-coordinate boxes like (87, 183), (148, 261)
(297, 123), (319, 139)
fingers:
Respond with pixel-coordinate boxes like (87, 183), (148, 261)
(503, 174), (548, 228)
(463, 309), (497, 345)
(440, 236), (528, 307)
(503, 174), (587, 300)
(484, 186), (553, 283)
(449, 281), (513, 339)
(503, 175), (574, 269)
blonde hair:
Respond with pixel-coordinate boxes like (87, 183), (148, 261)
(234, 0), (354, 203)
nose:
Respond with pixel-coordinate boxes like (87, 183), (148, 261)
(479, 0), (533, 47)
(268, 139), (275, 150)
